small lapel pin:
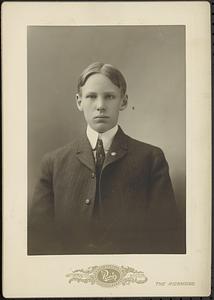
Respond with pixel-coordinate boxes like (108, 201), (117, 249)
(111, 152), (117, 156)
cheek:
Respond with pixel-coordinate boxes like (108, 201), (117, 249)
(111, 104), (121, 115)
(83, 105), (93, 117)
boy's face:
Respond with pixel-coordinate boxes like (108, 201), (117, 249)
(76, 73), (128, 133)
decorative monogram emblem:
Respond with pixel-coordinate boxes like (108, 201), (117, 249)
(66, 265), (148, 287)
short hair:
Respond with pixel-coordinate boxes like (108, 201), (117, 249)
(77, 62), (127, 96)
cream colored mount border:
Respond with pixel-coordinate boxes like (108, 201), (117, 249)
(2, 1), (211, 297)
(66, 264), (148, 288)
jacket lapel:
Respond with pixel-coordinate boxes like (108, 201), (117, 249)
(76, 127), (128, 171)
(76, 135), (95, 172)
(103, 127), (128, 169)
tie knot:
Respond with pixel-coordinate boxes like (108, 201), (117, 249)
(96, 138), (104, 149)
(95, 138), (105, 169)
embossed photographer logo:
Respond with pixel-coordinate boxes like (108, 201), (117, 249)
(66, 265), (148, 287)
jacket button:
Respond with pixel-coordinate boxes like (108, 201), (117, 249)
(91, 172), (95, 178)
(85, 199), (90, 205)
(111, 152), (117, 156)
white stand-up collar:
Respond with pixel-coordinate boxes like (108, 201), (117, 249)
(86, 124), (118, 151)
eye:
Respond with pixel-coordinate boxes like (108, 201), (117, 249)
(105, 94), (115, 100)
(86, 94), (97, 99)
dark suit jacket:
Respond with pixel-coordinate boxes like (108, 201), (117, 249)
(28, 127), (185, 255)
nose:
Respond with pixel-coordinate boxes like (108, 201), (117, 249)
(96, 96), (105, 111)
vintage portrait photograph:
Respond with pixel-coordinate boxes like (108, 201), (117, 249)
(27, 25), (186, 256)
(2, 2), (211, 298)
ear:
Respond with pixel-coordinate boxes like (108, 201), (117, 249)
(76, 93), (83, 111)
(120, 94), (128, 111)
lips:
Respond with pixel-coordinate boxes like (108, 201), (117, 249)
(94, 116), (109, 119)
(94, 116), (109, 123)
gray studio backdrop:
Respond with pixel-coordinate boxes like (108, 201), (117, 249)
(28, 26), (186, 221)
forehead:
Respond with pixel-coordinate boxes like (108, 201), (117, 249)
(82, 73), (120, 93)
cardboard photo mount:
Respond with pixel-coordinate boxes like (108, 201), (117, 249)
(2, 1), (212, 297)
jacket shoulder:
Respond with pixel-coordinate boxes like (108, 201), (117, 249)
(126, 134), (164, 157)
(42, 140), (78, 164)
(124, 134), (170, 175)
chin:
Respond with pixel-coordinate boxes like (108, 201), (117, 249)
(93, 124), (111, 133)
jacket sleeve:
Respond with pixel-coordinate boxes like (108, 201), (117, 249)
(149, 149), (176, 217)
(146, 148), (185, 253)
(28, 153), (56, 254)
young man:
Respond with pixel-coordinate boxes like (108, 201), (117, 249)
(28, 62), (185, 255)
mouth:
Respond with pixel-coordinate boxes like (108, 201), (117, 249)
(94, 116), (109, 123)
(94, 116), (109, 119)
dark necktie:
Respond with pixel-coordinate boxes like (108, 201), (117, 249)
(93, 138), (105, 217)
(95, 138), (105, 177)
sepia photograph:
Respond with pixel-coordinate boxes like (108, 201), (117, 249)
(27, 26), (186, 256)
(2, 2), (211, 297)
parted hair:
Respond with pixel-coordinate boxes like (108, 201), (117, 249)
(77, 62), (127, 96)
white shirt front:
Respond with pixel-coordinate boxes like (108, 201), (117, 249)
(86, 124), (118, 158)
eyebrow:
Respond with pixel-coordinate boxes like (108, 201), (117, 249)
(86, 90), (116, 92)
(103, 91), (117, 94)
(85, 91), (117, 95)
